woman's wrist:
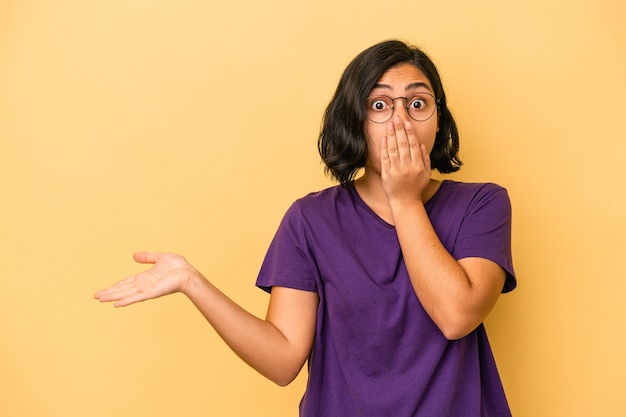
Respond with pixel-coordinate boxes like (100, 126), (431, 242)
(181, 266), (209, 299)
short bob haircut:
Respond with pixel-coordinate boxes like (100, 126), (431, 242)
(318, 39), (461, 186)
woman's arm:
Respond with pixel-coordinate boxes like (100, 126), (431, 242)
(381, 119), (505, 340)
(389, 201), (505, 340)
(95, 252), (318, 386)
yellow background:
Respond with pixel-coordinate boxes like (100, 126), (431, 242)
(1, 0), (625, 416)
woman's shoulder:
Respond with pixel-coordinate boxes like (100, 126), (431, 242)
(277, 184), (353, 232)
(278, 184), (346, 220)
(438, 180), (509, 199)
(432, 180), (511, 211)
(439, 179), (507, 193)
(293, 184), (349, 207)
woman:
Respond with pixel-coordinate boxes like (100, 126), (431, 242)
(96, 39), (516, 416)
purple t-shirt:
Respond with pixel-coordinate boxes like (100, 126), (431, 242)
(256, 180), (516, 417)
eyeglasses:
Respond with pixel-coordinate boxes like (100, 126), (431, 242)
(366, 93), (439, 124)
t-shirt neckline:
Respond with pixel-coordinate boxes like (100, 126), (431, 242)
(347, 180), (449, 228)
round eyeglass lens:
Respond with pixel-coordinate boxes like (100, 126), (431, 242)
(366, 93), (437, 123)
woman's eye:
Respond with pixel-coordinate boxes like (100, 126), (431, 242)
(371, 100), (388, 111)
(410, 98), (426, 109)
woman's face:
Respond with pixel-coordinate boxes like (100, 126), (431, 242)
(363, 63), (439, 176)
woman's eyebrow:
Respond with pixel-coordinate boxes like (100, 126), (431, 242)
(405, 82), (433, 92)
(372, 83), (392, 90)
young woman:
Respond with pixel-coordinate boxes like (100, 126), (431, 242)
(96, 39), (516, 417)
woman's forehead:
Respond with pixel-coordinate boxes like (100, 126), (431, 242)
(373, 64), (433, 93)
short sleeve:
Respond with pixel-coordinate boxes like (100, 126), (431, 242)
(255, 202), (319, 294)
(453, 185), (517, 293)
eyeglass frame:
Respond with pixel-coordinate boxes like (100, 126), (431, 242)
(365, 93), (440, 124)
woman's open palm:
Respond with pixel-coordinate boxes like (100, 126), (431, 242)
(94, 252), (195, 307)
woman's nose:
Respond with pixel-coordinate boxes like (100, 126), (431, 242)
(390, 97), (410, 121)
(392, 104), (410, 121)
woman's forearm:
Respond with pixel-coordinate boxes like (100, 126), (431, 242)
(390, 201), (504, 340)
(183, 273), (316, 386)
(95, 252), (317, 386)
